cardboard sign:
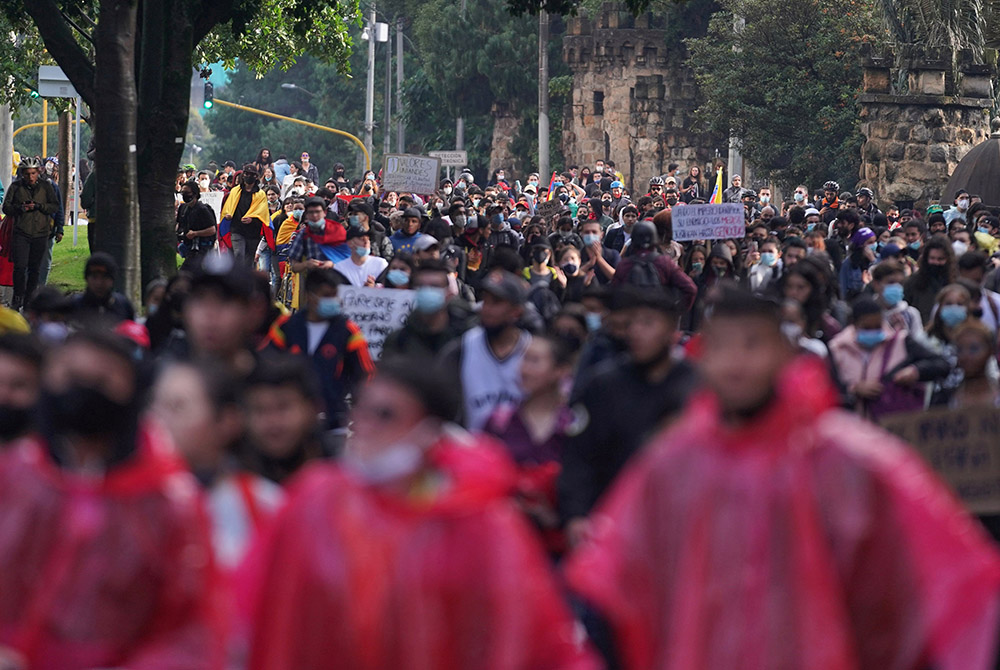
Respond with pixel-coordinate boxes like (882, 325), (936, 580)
(429, 150), (468, 167)
(534, 199), (565, 220)
(382, 154), (442, 195)
(671, 203), (745, 241)
(881, 405), (1000, 514)
(339, 286), (417, 360)
(202, 191), (225, 222)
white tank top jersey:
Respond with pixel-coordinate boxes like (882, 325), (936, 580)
(460, 327), (531, 431)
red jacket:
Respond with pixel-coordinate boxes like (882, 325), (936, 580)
(566, 357), (1000, 670)
(0, 425), (223, 670)
(244, 435), (598, 670)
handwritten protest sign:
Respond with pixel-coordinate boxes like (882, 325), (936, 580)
(339, 286), (417, 360)
(534, 199), (564, 219)
(671, 203), (745, 242)
(202, 191), (225, 223)
(881, 405), (1000, 514)
(382, 154), (442, 194)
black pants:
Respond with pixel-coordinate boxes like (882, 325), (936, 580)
(12, 232), (48, 306)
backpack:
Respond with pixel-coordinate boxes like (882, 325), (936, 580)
(625, 253), (662, 288)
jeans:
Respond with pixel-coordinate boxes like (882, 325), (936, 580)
(12, 233), (48, 307)
(38, 236), (56, 287)
(231, 231), (260, 269)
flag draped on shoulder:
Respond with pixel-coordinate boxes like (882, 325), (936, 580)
(219, 185), (275, 252)
(709, 167), (724, 204)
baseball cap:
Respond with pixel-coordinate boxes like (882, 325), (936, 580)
(346, 227), (371, 240)
(413, 234), (440, 252)
(480, 270), (528, 306)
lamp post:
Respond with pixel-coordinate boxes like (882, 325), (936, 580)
(361, 11), (389, 166)
(281, 83), (317, 98)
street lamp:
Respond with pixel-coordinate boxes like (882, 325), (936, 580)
(361, 16), (390, 163)
(281, 82), (317, 98)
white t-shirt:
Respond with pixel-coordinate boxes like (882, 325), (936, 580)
(460, 327), (531, 431)
(306, 321), (329, 355)
(334, 255), (388, 287)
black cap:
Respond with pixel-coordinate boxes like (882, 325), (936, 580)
(304, 196), (326, 210)
(84, 252), (118, 280)
(346, 227), (371, 240)
(403, 206), (422, 219)
(347, 200), (375, 219)
(479, 270), (528, 306)
(189, 254), (256, 301)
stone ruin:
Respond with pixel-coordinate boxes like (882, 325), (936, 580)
(560, 4), (722, 188)
(858, 45), (992, 210)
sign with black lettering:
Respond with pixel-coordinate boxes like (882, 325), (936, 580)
(671, 203), (745, 241)
(534, 199), (564, 220)
(382, 154), (442, 194)
(339, 286), (416, 360)
(881, 405), (1000, 514)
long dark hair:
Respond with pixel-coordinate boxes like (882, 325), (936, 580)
(780, 258), (829, 336)
(913, 234), (956, 289)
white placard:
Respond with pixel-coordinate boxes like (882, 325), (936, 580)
(429, 150), (468, 167)
(202, 191), (225, 222)
(671, 203), (745, 242)
(339, 286), (417, 360)
(382, 154), (442, 194)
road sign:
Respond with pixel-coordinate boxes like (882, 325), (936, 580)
(37, 66), (78, 99)
(429, 150), (468, 167)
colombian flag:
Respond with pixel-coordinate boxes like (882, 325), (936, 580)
(546, 172), (558, 201)
(219, 185), (275, 252)
(709, 167), (724, 204)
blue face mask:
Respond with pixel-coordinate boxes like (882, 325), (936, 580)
(582, 233), (600, 246)
(940, 304), (968, 328)
(584, 312), (602, 332)
(348, 215), (361, 228)
(760, 252), (777, 267)
(386, 269), (410, 286)
(414, 286), (447, 314)
(805, 223), (816, 233)
(909, 241), (921, 250)
(352, 245), (370, 258)
(856, 329), (886, 349)
(317, 296), (341, 319)
(979, 226), (991, 235)
(882, 283), (904, 307)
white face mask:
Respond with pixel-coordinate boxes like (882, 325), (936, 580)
(443, 186), (453, 195)
(341, 418), (438, 484)
(953, 240), (969, 256)
(958, 198), (970, 211)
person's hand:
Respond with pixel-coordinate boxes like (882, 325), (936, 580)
(364, 275), (376, 287)
(308, 259), (325, 269)
(553, 266), (567, 287)
(320, 260), (334, 269)
(185, 230), (196, 239)
(892, 365), (919, 386)
(241, 216), (252, 224)
(55, 233), (63, 243)
(853, 380), (883, 399)
(22, 202), (35, 211)
(566, 517), (592, 549)
(587, 239), (602, 257)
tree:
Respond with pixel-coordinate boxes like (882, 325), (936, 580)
(3, 0), (360, 297)
(685, 0), (878, 190)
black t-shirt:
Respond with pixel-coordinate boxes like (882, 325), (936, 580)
(231, 186), (262, 238)
(177, 201), (217, 234)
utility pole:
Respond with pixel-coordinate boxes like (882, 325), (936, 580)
(364, 4), (377, 163)
(57, 112), (70, 219)
(396, 17), (405, 152)
(384, 21), (392, 159)
(0, 104), (11, 188)
(456, 0), (466, 153)
(538, 10), (550, 181)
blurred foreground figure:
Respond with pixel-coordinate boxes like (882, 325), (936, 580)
(567, 285), (1000, 670)
(245, 356), (596, 670)
(0, 331), (221, 669)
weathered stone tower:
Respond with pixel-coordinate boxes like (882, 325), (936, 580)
(858, 46), (992, 210)
(561, 4), (722, 190)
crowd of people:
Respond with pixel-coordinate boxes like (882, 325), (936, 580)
(0, 146), (998, 668)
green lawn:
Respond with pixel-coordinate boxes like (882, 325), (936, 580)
(48, 237), (91, 294)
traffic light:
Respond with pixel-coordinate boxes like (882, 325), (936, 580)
(203, 82), (214, 109)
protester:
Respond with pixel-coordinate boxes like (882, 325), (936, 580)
(3, 156), (59, 310)
(0, 333), (42, 444)
(71, 252), (136, 324)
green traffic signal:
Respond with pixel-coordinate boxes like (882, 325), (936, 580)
(203, 82), (214, 109)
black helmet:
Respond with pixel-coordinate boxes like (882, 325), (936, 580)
(631, 220), (659, 250)
(823, 180), (840, 192)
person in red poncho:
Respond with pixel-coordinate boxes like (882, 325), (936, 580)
(566, 285), (1000, 670)
(0, 330), (222, 670)
(244, 356), (597, 670)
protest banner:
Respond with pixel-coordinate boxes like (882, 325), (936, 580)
(881, 405), (1000, 514)
(202, 191), (225, 223)
(534, 199), (564, 219)
(671, 203), (745, 242)
(429, 150), (468, 167)
(339, 286), (417, 360)
(382, 154), (442, 194)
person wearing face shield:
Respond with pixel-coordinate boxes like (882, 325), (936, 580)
(244, 355), (597, 670)
(219, 164), (273, 268)
(0, 331), (223, 667)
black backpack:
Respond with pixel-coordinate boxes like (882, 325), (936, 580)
(625, 253), (662, 288)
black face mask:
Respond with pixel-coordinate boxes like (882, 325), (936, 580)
(532, 248), (549, 265)
(0, 405), (32, 442)
(181, 193), (196, 203)
(42, 385), (135, 437)
(927, 263), (947, 276)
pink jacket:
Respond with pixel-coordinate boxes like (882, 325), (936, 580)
(829, 325), (909, 408)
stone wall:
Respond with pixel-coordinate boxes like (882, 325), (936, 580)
(489, 101), (524, 177)
(561, 6), (721, 190)
(858, 48), (992, 209)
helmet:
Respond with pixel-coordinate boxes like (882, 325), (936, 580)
(183, 164), (196, 171)
(823, 180), (840, 192)
(18, 156), (42, 171)
(610, 180), (624, 189)
(631, 220), (659, 250)
(856, 187), (874, 198)
(648, 176), (664, 186)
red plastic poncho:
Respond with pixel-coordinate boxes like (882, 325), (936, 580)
(244, 434), (598, 670)
(0, 425), (223, 670)
(566, 356), (1000, 670)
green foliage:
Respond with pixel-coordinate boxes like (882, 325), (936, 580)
(0, 12), (62, 112)
(686, 0), (878, 190)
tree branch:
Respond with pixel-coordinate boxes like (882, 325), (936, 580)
(60, 10), (94, 44)
(192, 0), (237, 47)
(23, 0), (96, 105)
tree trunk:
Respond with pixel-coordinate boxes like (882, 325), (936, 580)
(136, 0), (196, 286)
(57, 112), (71, 219)
(94, 0), (141, 303)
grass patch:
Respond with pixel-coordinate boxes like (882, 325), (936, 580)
(48, 237), (91, 294)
